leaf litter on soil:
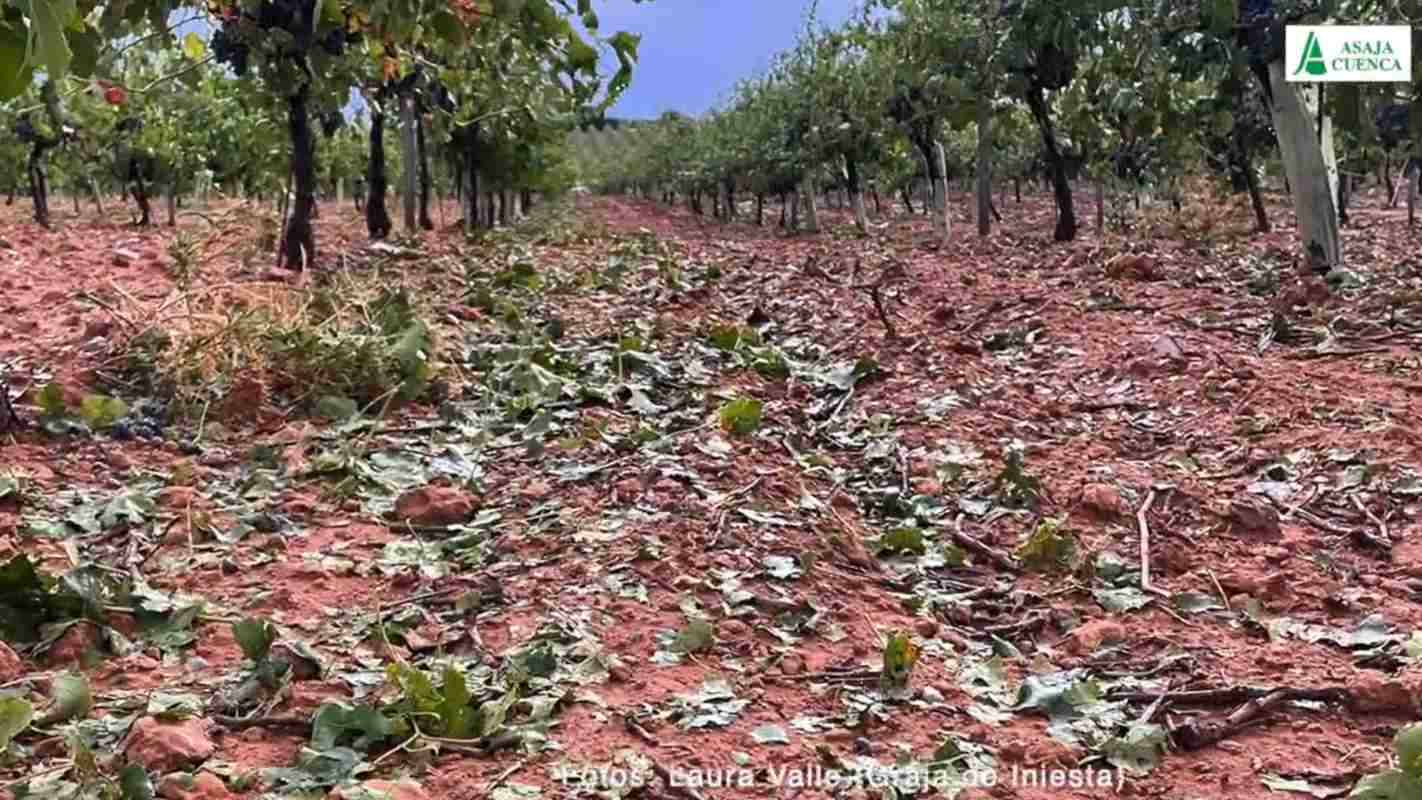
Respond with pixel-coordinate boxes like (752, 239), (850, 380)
(1, 192), (1422, 798)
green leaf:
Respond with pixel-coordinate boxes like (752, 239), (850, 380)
(68, 27), (98, 77)
(1351, 769), (1422, 799)
(315, 395), (359, 420)
(1013, 670), (1099, 716)
(880, 631), (920, 691)
(181, 32), (205, 61)
(232, 617), (277, 663)
(36, 383), (66, 417)
(261, 746), (371, 791)
(311, 702), (393, 751)
(564, 31), (598, 72)
(476, 688), (517, 738)
(1093, 586), (1151, 612)
(0, 696), (34, 751)
(117, 764), (155, 800)
(707, 324), (758, 350)
(430, 9), (465, 44)
(876, 527), (926, 556)
(1102, 722), (1166, 776)
(100, 491), (153, 529)
(437, 666), (478, 738)
(146, 692), (203, 721)
(671, 619), (715, 654)
(1397, 724), (1422, 779)
(718, 398), (762, 436)
(940, 542), (967, 567)
(0, 16), (35, 100)
(27, 0), (76, 79)
(519, 645), (557, 678)
(39, 672), (92, 725)
(750, 723), (789, 745)
(1016, 519), (1076, 572)
(0, 554), (92, 643)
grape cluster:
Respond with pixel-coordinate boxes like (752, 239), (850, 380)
(433, 85), (456, 114)
(1377, 104), (1410, 151)
(213, 1), (358, 76)
(320, 27), (346, 57)
(1031, 43), (1076, 91)
(256, 0), (306, 31)
(320, 110), (344, 137)
(12, 116), (37, 143)
(212, 26), (250, 76)
(1111, 141), (1155, 185)
(110, 400), (167, 441)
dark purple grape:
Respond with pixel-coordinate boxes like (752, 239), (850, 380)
(320, 27), (345, 57)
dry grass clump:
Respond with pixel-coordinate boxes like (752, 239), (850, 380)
(104, 216), (442, 418)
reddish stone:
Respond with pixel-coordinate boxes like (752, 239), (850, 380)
(45, 622), (101, 666)
(123, 717), (216, 773)
(221, 377), (268, 423)
(1104, 253), (1159, 281)
(1063, 619), (1125, 654)
(393, 486), (478, 525)
(0, 641), (25, 682)
(158, 772), (230, 800)
(1080, 483), (1126, 517)
(82, 318), (114, 339)
(157, 486), (201, 510)
(1349, 672), (1412, 714)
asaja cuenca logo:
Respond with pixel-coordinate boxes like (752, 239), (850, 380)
(1286, 25), (1412, 82)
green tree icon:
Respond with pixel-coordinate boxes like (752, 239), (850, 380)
(1294, 32), (1327, 76)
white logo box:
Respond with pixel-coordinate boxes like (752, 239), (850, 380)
(1285, 25), (1412, 82)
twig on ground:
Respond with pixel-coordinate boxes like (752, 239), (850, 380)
(1208, 569), (1232, 611)
(850, 262), (907, 340)
(1292, 505), (1390, 551)
(1284, 346), (1391, 360)
(1137, 490), (1169, 597)
(1108, 685), (1348, 706)
(622, 714), (658, 744)
(1350, 494), (1390, 543)
(952, 514), (1018, 572)
(484, 757), (530, 794)
(706, 476), (763, 547)
(1170, 690), (1303, 751)
(1281, 485), (1320, 519)
(213, 714), (313, 733)
(768, 669), (881, 684)
(977, 611), (1050, 637)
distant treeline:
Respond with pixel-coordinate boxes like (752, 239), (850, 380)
(578, 116), (659, 132)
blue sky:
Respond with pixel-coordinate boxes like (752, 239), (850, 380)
(593, 0), (861, 119)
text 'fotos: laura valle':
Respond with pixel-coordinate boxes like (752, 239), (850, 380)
(553, 762), (1127, 792)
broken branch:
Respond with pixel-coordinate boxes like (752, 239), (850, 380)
(952, 514), (1019, 572)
